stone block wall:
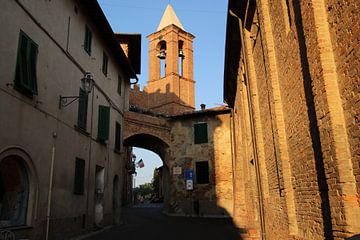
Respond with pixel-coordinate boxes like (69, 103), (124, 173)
(168, 111), (234, 217)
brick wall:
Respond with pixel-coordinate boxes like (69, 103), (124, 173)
(225, 0), (360, 239)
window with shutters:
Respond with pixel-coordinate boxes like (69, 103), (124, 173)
(196, 161), (209, 184)
(114, 122), (121, 152)
(74, 158), (85, 195)
(98, 105), (110, 142)
(14, 31), (38, 96)
(194, 123), (208, 144)
(84, 25), (92, 55)
(102, 52), (108, 76)
(77, 88), (88, 131)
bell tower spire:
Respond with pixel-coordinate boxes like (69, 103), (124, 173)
(146, 4), (195, 115)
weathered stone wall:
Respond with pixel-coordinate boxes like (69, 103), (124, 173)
(168, 111), (234, 217)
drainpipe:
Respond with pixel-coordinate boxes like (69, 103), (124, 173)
(85, 88), (95, 226)
(229, 10), (266, 240)
(229, 108), (237, 218)
(45, 145), (56, 240)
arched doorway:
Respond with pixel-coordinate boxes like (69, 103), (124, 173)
(94, 166), (105, 227)
(123, 134), (171, 211)
(0, 155), (29, 228)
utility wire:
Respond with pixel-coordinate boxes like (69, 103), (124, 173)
(99, 3), (225, 14)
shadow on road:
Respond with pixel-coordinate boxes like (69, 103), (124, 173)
(85, 206), (243, 240)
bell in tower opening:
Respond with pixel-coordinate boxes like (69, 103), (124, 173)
(146, 3), (195, 115)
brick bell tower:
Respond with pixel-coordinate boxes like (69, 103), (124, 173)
(146, 4), (195, 115)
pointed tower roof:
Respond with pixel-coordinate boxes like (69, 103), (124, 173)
(157, 4), (185, 31)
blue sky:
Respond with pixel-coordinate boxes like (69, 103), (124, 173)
(98, 0), (228, 186)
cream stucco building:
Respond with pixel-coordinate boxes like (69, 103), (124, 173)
(0, 0), (139, 239)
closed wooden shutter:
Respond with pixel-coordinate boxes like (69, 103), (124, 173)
(15, 31), (38, 95)
(74, 158), (85, 194)
(115, 122), (121, 151)
(84, 26), (92, 55)
(77, 88), (88, 130)
(194, 123), (208, 144)
(98, 105), (110, 141)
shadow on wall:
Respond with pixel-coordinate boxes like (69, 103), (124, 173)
(129, 83), (194, 116)
(292, 1), (333, 239)
(125, 82), (256, 237)
(165, 110), (258, 237)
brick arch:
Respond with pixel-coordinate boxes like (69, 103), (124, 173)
(123, 111), (171, 165)
(124, 133), (169, 164)
(124, 111), (171, 143)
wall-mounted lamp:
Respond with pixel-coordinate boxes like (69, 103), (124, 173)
(59, 72), (94, 109)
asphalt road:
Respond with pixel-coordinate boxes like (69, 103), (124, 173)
(85, 204), (242, 240)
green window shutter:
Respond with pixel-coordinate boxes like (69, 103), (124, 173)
(84, 26), (92, 55)
(74, 158), (85, 195)
(77, 88), (88, 130)
(196, 161), (209, 184)
(194, 123), (208, 144)
(98, 105), (110, 141)
(115, 122), (121, 151)
(16, 33), (29, 87)
(15, 31), (38, 95)
(102, 52), (108, 75)
(28, 41), (38, 94)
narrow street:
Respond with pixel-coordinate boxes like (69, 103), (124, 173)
(85, 204), (242, 240)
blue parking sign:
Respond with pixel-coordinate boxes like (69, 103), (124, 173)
(184, 170), (194, 180)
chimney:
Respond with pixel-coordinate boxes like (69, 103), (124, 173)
(200, 104), (206, 110)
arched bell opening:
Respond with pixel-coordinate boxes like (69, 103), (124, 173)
(157, 41), (167, 78)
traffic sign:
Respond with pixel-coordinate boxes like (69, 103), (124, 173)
(184, 169), (194, 180)
(186, 180), (193, 190)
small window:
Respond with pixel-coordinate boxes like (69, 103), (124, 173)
(194, 123), (208, 144)
(117, 75), (122, 96)
(102, 52), (108, 76)
(98, 105), (110, 141)
(77, 88), (88, 130)
(84, 26), (92, 55)
(14, 30), (38, 96)
(74, 158), (85, 195)
(114, 122), (121, 152)
(196, 161), (209, 184)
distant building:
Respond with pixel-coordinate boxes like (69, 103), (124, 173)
(130, 4), (195, 115)
(124, 4), (234, 218)
(0, 0), (139, 239)
(168, 106), (233, 217)
(224, 0), (360, 239)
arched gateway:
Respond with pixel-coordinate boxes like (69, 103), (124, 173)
(123, 4), (234, 218)
(123, 110), (172, 211)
